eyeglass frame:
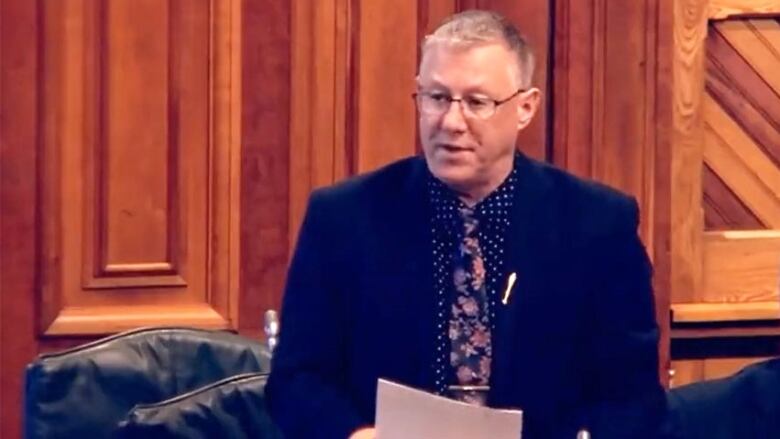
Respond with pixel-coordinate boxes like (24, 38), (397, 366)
(411, 87), (527, 120)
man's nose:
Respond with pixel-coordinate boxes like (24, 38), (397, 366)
(440, 100), (468, 132)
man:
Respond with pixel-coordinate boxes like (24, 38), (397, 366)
(267, 10), (666, 439)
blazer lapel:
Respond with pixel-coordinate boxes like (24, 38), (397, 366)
(380, 158), (438, 390)
(489, 153), (559, 405)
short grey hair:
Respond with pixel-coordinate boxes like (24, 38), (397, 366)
(422, 10), (535, 89)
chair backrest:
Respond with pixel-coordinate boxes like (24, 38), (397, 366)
(116, 372), (282, 439)
(24, 327), (272, 439)
(666, 358), (780, 439)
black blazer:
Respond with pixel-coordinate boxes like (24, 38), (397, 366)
(267, 154), (666, 439)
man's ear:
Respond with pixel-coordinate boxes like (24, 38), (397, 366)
(516, 88), (541, 131)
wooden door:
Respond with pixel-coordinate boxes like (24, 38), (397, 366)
(668, 0), (780, 386)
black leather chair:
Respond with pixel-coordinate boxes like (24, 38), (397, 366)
(666, 358), (780, 439)
(24, 327), (272, 439)
(116, 372), (282, 438)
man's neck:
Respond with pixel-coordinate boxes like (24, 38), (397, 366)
(455, 159), (515, 207)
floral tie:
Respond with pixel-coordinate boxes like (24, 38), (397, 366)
(449, 206), (492, 405)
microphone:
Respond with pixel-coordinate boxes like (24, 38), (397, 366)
(264, 309), (280, 353)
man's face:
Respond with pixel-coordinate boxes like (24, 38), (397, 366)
(417, 42), (539, 198)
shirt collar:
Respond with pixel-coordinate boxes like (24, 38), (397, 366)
(428, 153), (519, 228)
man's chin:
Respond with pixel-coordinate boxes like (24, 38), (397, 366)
(429, 166), (477, 192)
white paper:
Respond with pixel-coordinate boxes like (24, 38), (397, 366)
(375, 379), (523, 439)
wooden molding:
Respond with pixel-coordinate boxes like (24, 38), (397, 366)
(289, 0), (355, 254)
(211, 0), (243, 328)
(669, 0), (708, 303)
(672, 302), (780, 322)
(703, 230), (780, 300)
(43, 304), (231, 336)
(38, 0), (240, 336)
(673, 231), (780, 323)
(709, 0), (780, 19)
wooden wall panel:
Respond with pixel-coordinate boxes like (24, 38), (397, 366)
(354, 1), (419, 173)
(38, 0), (240, 335)
(240, 0), (291, 328)
(668, 3), (780, 387)
(703, 164), (765, 229)
(704, 97), (780, 228)
(703, 231), (780, 304)
(418, 0), (456, 36)
(673, 230), (780, 323)
(668, 0), (707, 307)
(0, 0), (40, 436)
(1, 0), (282, 434)
(706, 23), (780, 169)
(289, 0), (353, 251)
(709, 0), (780, 19)
(553, 0), (673, 378)
(462, 0), (551, 161)
(553, 0), (663, 250)
(674, 17), (780, 326)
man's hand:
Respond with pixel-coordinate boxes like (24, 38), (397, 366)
(348, 427), (376, 439)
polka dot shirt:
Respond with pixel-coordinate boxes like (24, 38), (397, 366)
(427, 155), (518, 396)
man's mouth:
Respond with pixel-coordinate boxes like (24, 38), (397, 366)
(438, 143), (472, 152)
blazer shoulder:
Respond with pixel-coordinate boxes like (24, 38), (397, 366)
(309, 155), (425, 208)
(529, 158), (639, 238)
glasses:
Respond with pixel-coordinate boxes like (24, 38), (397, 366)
(412, 88), (526, 120)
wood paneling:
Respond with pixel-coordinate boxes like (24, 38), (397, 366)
(553, 0), (664, 253)
(669, 0), (708, 305)
(666, 3), (780, 386)
(552, 0), (595, 177)
(463, 0), (551, 161)
(1, 0), (279, 434)
(703, 96), (780, 228)
(690, 17), (780, 330)
(0, 0), (40, 436)
(669, 9), (780, 318)
(355, 1), (419, 173)
(703, 164), (765, 229)
(240, 0), (291, 325)
(38, 0), (240, 335)
(703, 230), (780, 303)
(709, 0), (780, 19)
(289, 0), (353, 250)
(554, 0), (674, 380)
(673, 302), (780, 322)
(418, 0), (456, 36)
(706, 25), (780, 174)
(717, 20), (780, 96)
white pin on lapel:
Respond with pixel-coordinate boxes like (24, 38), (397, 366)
(502, 272), (517, 305)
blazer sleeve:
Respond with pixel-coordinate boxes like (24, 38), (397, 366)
(265, 191), (365, 439)
(582, 198), (668, 439)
